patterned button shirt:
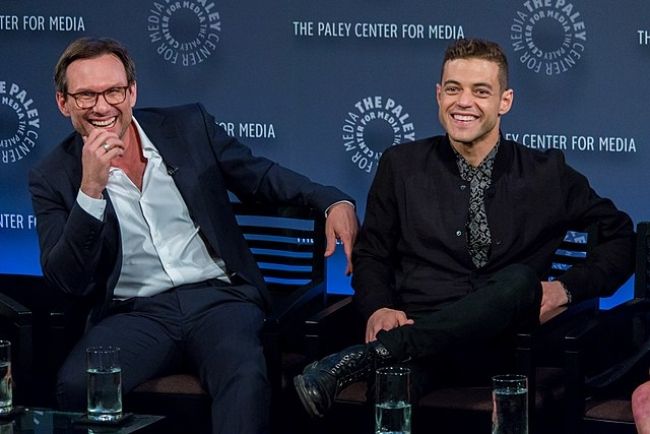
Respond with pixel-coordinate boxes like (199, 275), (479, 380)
(454, 141), (500, 268)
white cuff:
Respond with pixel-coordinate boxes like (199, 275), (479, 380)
(77, 189), (106, 222)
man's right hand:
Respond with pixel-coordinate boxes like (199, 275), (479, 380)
(365, 307), (414, 343)
(80, 129), (124, 198)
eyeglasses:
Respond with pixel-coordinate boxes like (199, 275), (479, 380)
(66, 86), (130, 109)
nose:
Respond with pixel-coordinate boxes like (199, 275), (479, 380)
(91, 93), (113, 113)
(456, 89), (473, 107)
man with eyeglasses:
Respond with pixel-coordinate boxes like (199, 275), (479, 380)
(28, 37), (358, 434)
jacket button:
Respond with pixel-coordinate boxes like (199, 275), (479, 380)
(460, 185), (467, 191)
(456, 230), (462, 237)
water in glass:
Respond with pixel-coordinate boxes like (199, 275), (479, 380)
(492, 386), (528, 434)
(0, 362), (11, 415)
(375, 400), (411, 434)
(87, 367), (122, 421)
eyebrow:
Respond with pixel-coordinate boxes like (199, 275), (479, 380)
(67, 83), (128, 94)
(442, 79), (494, 89)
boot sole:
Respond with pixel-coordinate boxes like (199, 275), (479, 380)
(293, 375), (324, 418)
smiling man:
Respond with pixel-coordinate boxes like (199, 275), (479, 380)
(29, 37), (358, 434)
(294, 38), (635, 418)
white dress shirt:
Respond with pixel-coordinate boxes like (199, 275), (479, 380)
(77, 118), (229, 298)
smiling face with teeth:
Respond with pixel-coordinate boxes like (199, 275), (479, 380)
(436, 57), (513, 162)
(56, 53), (137, 143)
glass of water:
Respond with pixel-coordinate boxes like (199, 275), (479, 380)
(0, 341), (12, 416)
(491, 374), (528, 434)
(86, 346), (122, 421)
(375, 366), (411, 434)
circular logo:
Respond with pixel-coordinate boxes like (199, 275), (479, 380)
(147, 1), (222, 66)
(342, 96), (415, 173)
(510, 1), (587, 75)
(0, 81), (40, 165)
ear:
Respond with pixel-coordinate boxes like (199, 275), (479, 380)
(435, 83), (442, 106)
(55, 92), (71, 117)
(128, 81), (137, 108)
(498, 88), (514, 116)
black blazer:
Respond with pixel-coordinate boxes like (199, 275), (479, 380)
(352, 135), (635, 320)
(29, 103), (352, 324)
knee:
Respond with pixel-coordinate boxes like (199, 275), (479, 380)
(495, 264), (540, 301)
(632, 381), (650, 419)
(501, 264), (538, 287)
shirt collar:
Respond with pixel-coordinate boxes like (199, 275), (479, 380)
(453, 139), (500, 173)
(108, 117), (159, 174)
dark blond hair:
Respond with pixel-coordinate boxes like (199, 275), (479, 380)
(54, 37), (136, 94)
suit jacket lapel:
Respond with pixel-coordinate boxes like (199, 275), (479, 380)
(133, 110), (223, 259)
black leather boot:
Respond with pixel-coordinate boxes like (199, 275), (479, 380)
(293, 341), (393, 418)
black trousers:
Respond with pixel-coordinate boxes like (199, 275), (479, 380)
(376, 264), (543, 399)
(56, 280), (269, 434)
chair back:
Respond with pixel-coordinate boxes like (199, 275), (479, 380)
(547, 226), (597, 281)
(232, 202), (326, 295)
(232, 202), (327, 326)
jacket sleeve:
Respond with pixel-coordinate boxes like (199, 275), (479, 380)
(29, 166), (110, 297)
(351, 151), (399, 320)
(555, 154), (635, 302)
(196, 104), (354, 213)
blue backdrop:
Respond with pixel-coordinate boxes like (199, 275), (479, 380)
(1, 0), (648, 307)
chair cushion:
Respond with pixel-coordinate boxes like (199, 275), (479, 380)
(131, 351), (307, 396)
(132, 374), (206, 395)
(419, 386), (493, 412)
(336, 382), (368, 404)
(585, 398), (634, 423)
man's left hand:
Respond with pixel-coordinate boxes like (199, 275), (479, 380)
(539, 280), (569, 323)
(324, 202), (358, 275)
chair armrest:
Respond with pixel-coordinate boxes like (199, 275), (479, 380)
(0, 292), (32, 325)
(565, 298), (650, 387)
(268, 280), (326, 329)
(561, 298), (650, 431)
(516, 298), (598, 378)
(517, 298), (599, 348)
(303, 296), (364, 359)
(566, 299), (650, 346)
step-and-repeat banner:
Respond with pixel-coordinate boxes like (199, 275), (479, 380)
(1, 0), (648, 305)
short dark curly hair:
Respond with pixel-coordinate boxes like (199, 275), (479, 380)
(441, 38), (509, 91)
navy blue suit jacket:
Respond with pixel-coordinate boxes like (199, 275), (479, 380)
(29, 103), (352, 324)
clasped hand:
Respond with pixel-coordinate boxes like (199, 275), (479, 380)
(365, 307), (414, 343)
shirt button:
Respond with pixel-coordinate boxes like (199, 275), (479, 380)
(456, 230), (462, 237)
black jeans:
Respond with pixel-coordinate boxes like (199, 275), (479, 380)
(376, 264), (542, 398)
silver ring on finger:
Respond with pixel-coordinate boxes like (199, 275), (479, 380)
(102, 142), (110, 152)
